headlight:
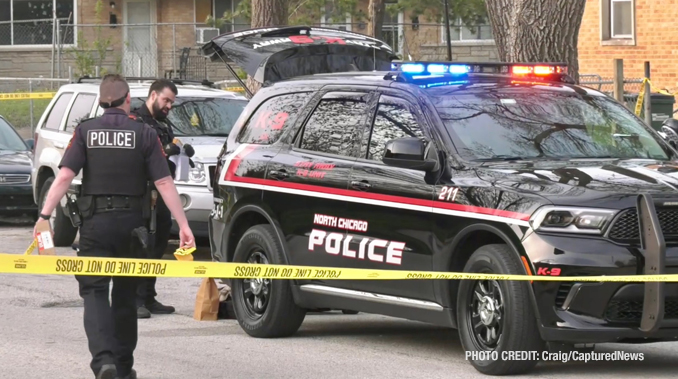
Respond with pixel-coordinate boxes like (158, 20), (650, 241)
(530, 206), (618, 235)
(188, 162), (206, 184)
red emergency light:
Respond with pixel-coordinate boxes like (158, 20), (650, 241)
(511, 64), (566, 76)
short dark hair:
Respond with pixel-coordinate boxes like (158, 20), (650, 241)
(99, 74), (129, 109)
(148, 79), (178, 97)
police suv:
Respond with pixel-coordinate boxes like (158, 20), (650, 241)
(204, 27), (678, 375)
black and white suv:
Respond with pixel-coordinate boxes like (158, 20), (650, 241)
(204, 27), (678, 375)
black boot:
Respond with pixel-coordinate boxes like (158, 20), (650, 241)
(95, 364), (117, 379)
(137, 305), (151, 319)
(146, 299), (175, 314)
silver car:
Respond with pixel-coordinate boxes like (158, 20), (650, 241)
(31, 79), (247, 246)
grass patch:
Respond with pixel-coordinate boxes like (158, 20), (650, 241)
(0, 99), (52, 130)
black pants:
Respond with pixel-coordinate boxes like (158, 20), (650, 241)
(76, 209), (144, 377)
(136, 195), (172, 306)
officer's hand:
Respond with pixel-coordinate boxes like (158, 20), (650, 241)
(179, 227), (195, 249)
(164, 143), (181, 156)
(183, 143), (195, 158)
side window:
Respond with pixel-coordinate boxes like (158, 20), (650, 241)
(365, 96), (425, 162)
(42, 93), (73, 131)
(65, 93), (96, 132)
(298, 94), (368, 158)
(237, 92), (312, 144)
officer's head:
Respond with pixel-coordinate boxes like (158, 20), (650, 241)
(98, 74), (131, 113)
(147, 79), (177, 121)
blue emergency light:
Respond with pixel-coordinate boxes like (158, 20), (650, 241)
(391, 62), (471, 75)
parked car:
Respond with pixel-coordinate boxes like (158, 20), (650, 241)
(31, 78), (248, 246)
(0, 115), (37, 219)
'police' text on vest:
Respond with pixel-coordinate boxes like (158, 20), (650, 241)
(87, 130), (136, 149)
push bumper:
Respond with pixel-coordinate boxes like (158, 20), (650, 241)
(170, 183), (212, 238)
(528, 194), (674, 344)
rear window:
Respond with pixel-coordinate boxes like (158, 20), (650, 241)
(131, 97), (247, 137)
(432, 89), (673, 161)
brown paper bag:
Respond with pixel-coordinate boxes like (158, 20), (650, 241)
(194, 278), (219, 321)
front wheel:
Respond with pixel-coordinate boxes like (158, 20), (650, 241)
(457, 244), (545, 375)
(231, 224), (306, 338)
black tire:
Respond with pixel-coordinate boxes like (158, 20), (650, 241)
(231, 224), (306, 338)
(38, 177), (78, 247)
(457, 244), (545, 376)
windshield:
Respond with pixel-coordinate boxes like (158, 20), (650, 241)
(432, 88), (673, 162)
(132, 96), (247, 137)
(0, 118), (28, 151)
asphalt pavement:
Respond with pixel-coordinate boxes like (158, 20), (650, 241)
(1, 217), (678, 378)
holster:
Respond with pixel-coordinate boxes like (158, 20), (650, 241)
(65, 194), (82, 227)
(131, 226), (150, 258)
(75, 195), (95, 219)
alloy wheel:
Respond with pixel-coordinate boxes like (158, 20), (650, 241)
(468, 279), (505, 350)
(241, 250), (271, 319)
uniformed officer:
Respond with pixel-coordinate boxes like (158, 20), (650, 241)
(129, 79), (194, 318)
(33, 74), (195, 379)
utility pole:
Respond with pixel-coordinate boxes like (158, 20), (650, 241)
(443, 0), (452, 61)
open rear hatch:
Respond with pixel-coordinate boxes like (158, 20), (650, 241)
(200, 26), (398, 97)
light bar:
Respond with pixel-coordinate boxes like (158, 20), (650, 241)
(511, 64), (565, 76)
(392, 62), (470, 75)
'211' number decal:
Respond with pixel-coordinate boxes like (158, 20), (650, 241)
(438, 186), (460, 202)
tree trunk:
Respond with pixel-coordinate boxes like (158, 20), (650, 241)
(367, 0), (385, 41)
(247, 0), (289, 95)
(484, 0), (587, 82)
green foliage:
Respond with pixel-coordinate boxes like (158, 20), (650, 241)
(69, 0), (114, 77)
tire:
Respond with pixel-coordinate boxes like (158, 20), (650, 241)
(231, 224), (306, 338)
(38, 177), (78, 247)
(456, 244), (545, 375)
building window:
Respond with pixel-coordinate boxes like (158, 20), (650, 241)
(441, 17), (494, 43)
(320, 2), (351, 31)
(0, 0), (75, 47)
(214, 0), (249, 33)
(601, 0), (635, 43)
(611, 0), (633, 38)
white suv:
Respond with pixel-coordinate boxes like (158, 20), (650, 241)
(31, 78), (248, 246)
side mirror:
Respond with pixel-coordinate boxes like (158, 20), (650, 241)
(24, 139), (34, 150)
(663, 118), (678, 135)
(382, 137), (439, 172)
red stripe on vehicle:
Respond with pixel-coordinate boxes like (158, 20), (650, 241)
(223, 145), (257, 181)
(230, 176), (530, 221)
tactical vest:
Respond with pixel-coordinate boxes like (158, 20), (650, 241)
(79, 118), (149, 197)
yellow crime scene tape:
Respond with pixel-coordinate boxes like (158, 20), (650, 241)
(0, 92), (56, 100)
(2, 240), (678, 282)
(634, 78), (678, 116)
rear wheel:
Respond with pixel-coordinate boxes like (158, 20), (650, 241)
(231, 224), (306, 338)
(457, 244), (545, 375)
(38, 177), (78, 247)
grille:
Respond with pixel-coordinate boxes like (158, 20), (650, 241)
(605, 300), (678, 322)
(0, 174), (30, 184)
(608, 208), (678, 243)
(555, 283), (574, 308)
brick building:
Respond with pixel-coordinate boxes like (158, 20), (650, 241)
(578, 0), (678, 98)
(0, 0), (497, 81)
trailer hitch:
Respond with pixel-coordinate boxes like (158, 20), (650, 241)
(637, 193), (666, 332)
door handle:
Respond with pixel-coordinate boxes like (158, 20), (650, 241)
(268, 169), (289, 180)
(350, 180), (371, 190)
(54, 142), (65, 149)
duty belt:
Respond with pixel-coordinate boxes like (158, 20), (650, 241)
(93, 195), (143, 212)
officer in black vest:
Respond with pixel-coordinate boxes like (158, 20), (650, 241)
(33, 74), (195, 379)
(129, 79), (194, 318)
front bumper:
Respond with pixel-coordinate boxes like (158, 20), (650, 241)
(0, 184), (37, 215)
(169, 183), (212, 238)
(527, 194), (675, 343)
